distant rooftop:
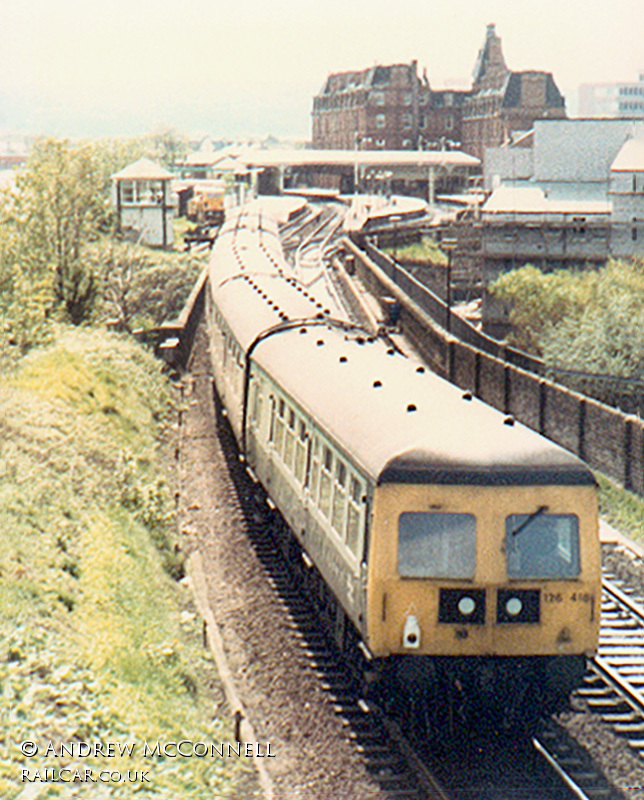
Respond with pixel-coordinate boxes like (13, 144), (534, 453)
(483, 185), (610, 215)
(111, 158), (174, 181)
(611, 137), (644, 171)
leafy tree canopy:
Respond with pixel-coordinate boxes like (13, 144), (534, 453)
(0, 133), (199, 363)
(490, 260), (644, 379)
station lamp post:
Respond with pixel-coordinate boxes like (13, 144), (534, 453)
(390, 215), (403, 263)
(442, 237), (458, 333)
(354, 132), (372, 194)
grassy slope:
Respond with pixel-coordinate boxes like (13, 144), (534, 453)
(0, 328), (258, 799)
(598, 473), (644, 548)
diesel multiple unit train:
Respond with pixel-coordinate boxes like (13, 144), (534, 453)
(204, 203), (601, 729)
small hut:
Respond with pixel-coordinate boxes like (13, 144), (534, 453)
(111, 158), (175, 247)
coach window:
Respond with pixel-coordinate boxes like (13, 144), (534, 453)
(332, 460), (348, 535)
(319, 446), (333, 519)
(284, 408), (296, 470)
(274, 398), (286, 455)
(268, 396), (276, 443)
(309, 438), (320, 500)
(505, 513), (580, 579)
(251, 379), (262, 425)
(398, 513), (476, 579)
(346, 477), (363, 554)
(294, 421), (307, 484)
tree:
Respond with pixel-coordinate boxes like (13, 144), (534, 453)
(490, 260), (644, 379)
(541, 260), (644, 378)
(489, 264), (597, 355)
(94, 240), (203, 332)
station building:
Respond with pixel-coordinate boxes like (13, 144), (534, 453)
(311, 61), (468, 152)
(460, 25), (566, 161)
(311, 25), (566, 165)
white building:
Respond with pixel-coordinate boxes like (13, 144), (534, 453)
(111, 158), (175, 248)
(610, 137), (644, 256)
(480, 122), (644, 334)
(579, 73), (644, 118)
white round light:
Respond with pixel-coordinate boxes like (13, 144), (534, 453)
(458, 596), (476, 616)
(506, 597), (523, 617)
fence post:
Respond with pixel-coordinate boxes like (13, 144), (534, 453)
(504, 365), (511, 414)
(539, 380), (547, 435)
(448, 340), (456, 384)
(577, 399), (586, 460)
(624, 418), (634, 491)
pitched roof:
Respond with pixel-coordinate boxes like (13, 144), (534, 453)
(111, 158), (174, 181)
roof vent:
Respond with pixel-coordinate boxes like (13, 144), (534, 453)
(373, 380), (383, 388)
(339, 356), (348, 363)
(503, 415), (515, 426)
(387, 348), (395, 356)
(462, 392), (473, 401)
(416, 366), (425, 374)
(317, 339), (325, 347)
(407, 404), (418, 413)
(300, 327), (308, 334)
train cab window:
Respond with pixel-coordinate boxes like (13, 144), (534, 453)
(346, 477), (364, 554)
(319, 446), (333, 519)
(505, 513), (580, 579)
(332, 461), (348, 535)
(294, 421), (307, 484)
(398, 513), (476, 579)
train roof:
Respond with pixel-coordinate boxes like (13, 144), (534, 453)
(251, 324), (595, 487)
(209, 205), (349, 350)
(209, 205), (594, 487)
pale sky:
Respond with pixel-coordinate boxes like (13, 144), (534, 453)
(1, 0), (642, 139)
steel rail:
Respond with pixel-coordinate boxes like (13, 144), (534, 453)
(532, 737), (596, 800)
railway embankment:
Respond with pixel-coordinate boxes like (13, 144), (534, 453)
(0, 327), (259, 799)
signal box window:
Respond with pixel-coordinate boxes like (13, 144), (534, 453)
(505, 513), (580, 579)
(398, 513), (476, 578)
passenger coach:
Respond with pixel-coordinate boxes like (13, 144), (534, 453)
(205, 205), (601, 725)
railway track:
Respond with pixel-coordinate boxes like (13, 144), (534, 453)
(243, 493), (451, 799)
(574, 571), (644, 763)
(241, 485), (607, 800)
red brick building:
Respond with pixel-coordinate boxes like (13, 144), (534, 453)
(311, 25), (566, 163)
(461, 25), (566, 160)
(311, 61), (468, 152)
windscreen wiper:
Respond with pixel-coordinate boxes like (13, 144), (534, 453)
(511, 505), (549, 537)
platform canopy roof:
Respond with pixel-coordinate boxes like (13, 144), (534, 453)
(234, 148), (479, 170)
